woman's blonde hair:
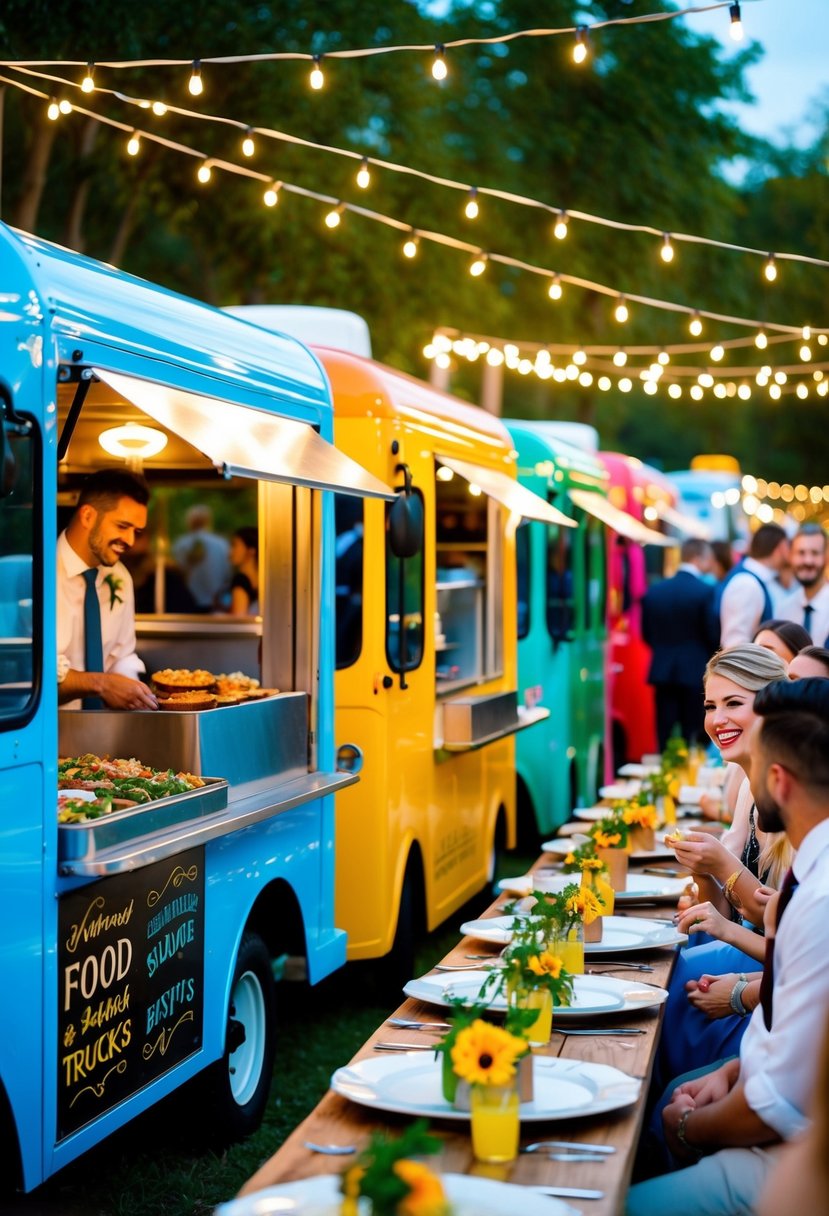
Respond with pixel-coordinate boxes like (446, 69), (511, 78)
(705, 643), (792, 885)
(704, 643), (788, 692)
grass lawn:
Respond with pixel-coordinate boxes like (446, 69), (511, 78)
(9, 850), (537, 1216)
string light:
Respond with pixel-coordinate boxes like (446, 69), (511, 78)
(325, 202), (345, 228)
(58, 98), (72, 114)
(800, 343), (812, 361)
(263, 181), (280, 206)
(431, 45), (447, 80)
(764, 255), (777, 282)
(618, 377), (632, 393)
(188, 60), (203, 96)
(402, 231), (419, 258)
(660, 233), (674, 263)
(356, 157), (371, 189)
(573, 26), (589, 64)
(465, 187), (479, 219)
(729, 2), (744, 41)
(151, 100), (167, 116)
(81, 63), (95, 93)
(658, 349), (670, 365)
(614, 297), (629, 324)
(755, 329), (768, 350)
(689, 311), (703, 337)
(196, 159), (212, 183)
(126, 130), (141, 156)
(310, 55), (325, 90)
(573, 349), (588, 365)
(46, 97), (60, 120)
(710, 344), (725, 361)
(613, 350), (628, 367)
(553, 211), (568, 240)
(469, 252), (488, 276)
(547, 275), (563, 300)
(241, 127), (255, 157)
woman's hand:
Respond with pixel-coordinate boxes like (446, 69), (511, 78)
(676, 899), (734, 942)
(670, 831), (736, 880)
(686, 972), (739, 1020)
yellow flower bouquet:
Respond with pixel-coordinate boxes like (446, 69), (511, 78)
(621, 798), (659, 852)
(451, 1020), (527, 1165)
(589, 812), (630, 890)
(340, 1120), (451, 1216)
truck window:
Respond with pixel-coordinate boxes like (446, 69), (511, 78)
(334, 495), (363, 669)
(516, 521), (530, 641)
(386, 490), (424, 673)
(546, 525), (574, 641)
(0, 410), (39, 724)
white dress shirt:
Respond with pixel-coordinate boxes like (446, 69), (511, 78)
(719, 558), (777, 647)
(777, 581), (829, 646)
(740, 816), (829, 1140)
(57, 531), (143, 708)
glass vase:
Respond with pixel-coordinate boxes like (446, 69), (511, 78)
(582, 866), (615, 916)
(508, 984), (553, 1046)
(470, 1081), (520, 1163)
(548, 923), (584, 976)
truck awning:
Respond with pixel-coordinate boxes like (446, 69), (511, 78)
(569, 489), (673, 546)
(653, 499), (712, 540)
(437, 456), (576, 527)
(93, 368), (396, 500)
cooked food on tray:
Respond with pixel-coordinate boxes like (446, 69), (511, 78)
(57, 753), (207, 821)
(150, 669), (279, 704)
(215, 671), (260, 694)
(157, 690), (218, 711)
(152, 668), (218, 694)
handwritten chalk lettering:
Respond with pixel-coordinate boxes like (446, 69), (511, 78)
(79, 986), (131, 1036)
(146, 893), (200, 941)
(145, 918), (195, 978)
(62, 1018), (132, 1086)
(63, 938), (132, 1011)
(146, 977), (196, 1034)
(65, 897), (134, 955)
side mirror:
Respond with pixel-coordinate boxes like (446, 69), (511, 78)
(0, 422), (15, 499)
(388, 463), (423, 559)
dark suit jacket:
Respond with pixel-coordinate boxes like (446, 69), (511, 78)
(642, 568), (719, 688)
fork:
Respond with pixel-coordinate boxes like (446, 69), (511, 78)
(387, 1017), (450, 1031)
(304, 1140), (357, 1155)
(433, 962), (498, 972)
(587, 962), (654, 973)
(523, 1140), (615, 1155)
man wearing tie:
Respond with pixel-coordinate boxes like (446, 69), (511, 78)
(57, 469), (158, 710)
(779, 523), (829, 644)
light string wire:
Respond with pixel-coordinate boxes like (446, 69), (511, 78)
(3, 68), (821, 342)
(0, 3), (751, 68)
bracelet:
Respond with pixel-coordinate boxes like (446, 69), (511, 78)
(730, 974), (750, 1016)
(676, 1108), (703, 1157)
(723, 868), (744, 906)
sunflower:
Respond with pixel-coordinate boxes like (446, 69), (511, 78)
(622, 803), (658, 829)
(451, 1018), (524, 1086)
(593, 829), (622, 849)
(566, 887), (603, 924)
(394, 1160), (451, 1216)
(527, 951), (564, 979)
(580, 856), (604, 872)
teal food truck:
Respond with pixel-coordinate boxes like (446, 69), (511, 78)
(0, 224), (392, 1191)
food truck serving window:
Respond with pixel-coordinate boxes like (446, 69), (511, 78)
(0, 407), (40, 726)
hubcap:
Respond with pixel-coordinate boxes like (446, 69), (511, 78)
(228, 969), (267, 1106)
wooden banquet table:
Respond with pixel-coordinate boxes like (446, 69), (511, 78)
(238, 850), (684, 1216)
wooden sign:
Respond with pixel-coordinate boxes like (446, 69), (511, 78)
(57, 847), (205, 1138)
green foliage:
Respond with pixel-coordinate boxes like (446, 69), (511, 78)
(348, 1119), (442, 1215)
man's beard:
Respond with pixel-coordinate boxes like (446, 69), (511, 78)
(88, 520), (119, 567)
(755, 790), (786, 834)
(796, 569), (823, 589)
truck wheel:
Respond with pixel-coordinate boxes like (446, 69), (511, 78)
(200, 931), (277, 1142)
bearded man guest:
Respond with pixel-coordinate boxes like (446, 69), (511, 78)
(779, 524), (829, 645)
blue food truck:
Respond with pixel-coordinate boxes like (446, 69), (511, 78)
(0, 223), (393, 1191)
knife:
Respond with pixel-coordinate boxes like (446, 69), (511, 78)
(532, 1186), (605, 1200)
(642, 866), (684, 877)
(554, 1027), (645, 1036)
(373, 1041), (436, 1051)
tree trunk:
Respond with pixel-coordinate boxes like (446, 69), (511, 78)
(107, 155), (154, 265)
(64, 117), (99, 252)
(14, 104), (58, 233)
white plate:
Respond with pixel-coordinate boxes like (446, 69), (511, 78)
(617, 763), (661, 778)
(497, 872), (691, 904)
(460, 914), (686, 953)
(331, 1053), (641, 1124)
(598, 781), (641, 800)
(215, 1173), (579, 1216)
(541, 835), (676, 862)
(404, 971), (627, 1018)
(573, 805), (613, 822)
(58, 788), (97, 802)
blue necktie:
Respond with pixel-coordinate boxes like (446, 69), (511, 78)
(804, 602), (814, 636)
(82, 567), (104, 709)
(759, 866), (799, 1031)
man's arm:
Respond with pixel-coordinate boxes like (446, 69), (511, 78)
(665, 1072), (779, 1162)
(59, 668), (158, 710)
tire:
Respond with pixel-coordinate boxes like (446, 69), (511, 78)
(371, 863), (422, 1003)
(197, 931), (277, 1143)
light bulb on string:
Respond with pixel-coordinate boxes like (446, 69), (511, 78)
(431, 45), (447, 80)
(356, 157), (371, 189)
(196, 159), (212, 184)
(465, 187), (479, 219)
(803, 325), (812, 340)
(553, 211), (568, 240)
(800, 344), (812, 361)
(58, 98), (73, 115)
(469, 252), (488, 277)
(152, 101), (167, 116)
(764, 255), (777, 282)
(81, 63), (95, 93)
(324, 203), (345, 229)
(241, 128), (255, 157)
(189, 60), (203, 96)
(755, 329), (768, 350)
(614, 296), (629, 324)
(573, 26), (589, 65)
(47, 97), (60, 121)
(573, 349), (587, 366)
(402, 232), (419, 259)
(710, 344), (725, 361)
(613, 350), (627, 367)
(660, 233), (674, 263)
(126, 131), (141, 156)
(658, 349), (670, 366)
(310, 55), (325, 91)
(547, 275), (563, 300)
(689, 312), (703, 337)
(729, 2), (743, 41)
(263, 181), (281, 207)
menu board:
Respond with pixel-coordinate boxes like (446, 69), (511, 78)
(58, 847), (205, 1139)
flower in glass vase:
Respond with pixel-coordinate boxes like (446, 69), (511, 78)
(562, 843), (615, 921)
(622, 797), (658, 852)
(433, 997), (491, 1106)
(451, 1019), (527, 1165)
(589, 812), (630, 891)
(565, 883), (605, 943)
(340, 1120), (451, 1216)
(499, 918), (574, 1044)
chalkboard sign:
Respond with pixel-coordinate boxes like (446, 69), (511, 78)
(58, 847), (205, 1139)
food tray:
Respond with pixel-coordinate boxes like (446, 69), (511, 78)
(57, 776), (229, 864)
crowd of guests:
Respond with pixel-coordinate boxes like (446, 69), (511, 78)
(626, 521), (829, 1215)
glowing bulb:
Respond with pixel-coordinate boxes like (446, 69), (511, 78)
(47, 98), (60, 121)
(618, 377), (632, 393)
(263, 183), (280, 207)
(803, 326), (812, 340)
(797, 383), (809, 400)
(643, 381), (658, 396)
(242, 129), (255, 157)
(668, 383), (682, 399)
(699, 372), (714, 388)
(738, 383), (751, 400)
(690, 385), (704, 401)
(356, 158), (371, 189)
(553, 211), (568, 240)
(714, 383), (727, 399)
(729, 2), (743, 41)
(614, 297), (629, 324)
(775, 371), (787, 385)
(573, 26), (589, 65)
(310, 55), (324, 90)
(573, 349), (587, 366)
(197, 161), (212, 184)
(81, 63), (95, 93)
(769, 383), (782, 400)
(403, 233), (419, 258)
(660, 234), (674, 263)
(613, 350), (627, 367)
(432, 45), (447, 80)
(126, 131), (141, 156)
(548, 276), (563, 300)
(689, 312), (703, 337)
(598, 376), (612, 391)
(152, 101), (167, 116)
(800, 344), (812, 361)
(579, 371), (594, 387)
(58, 99), (73, 115)
(764, 255), (777, 282)
(465, 188), (479, 220)
(710, 344), (725, 361)
(189, 61), (203, 96)
(658, 349), (670, 365)
(755, 330), (768, 350)
(469, 254), (487, 277)
(325, 205), (343, 229)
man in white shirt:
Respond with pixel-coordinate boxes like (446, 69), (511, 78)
(719, 523), (790, 647)
(626, 678), (829, 1216)
(778, 524), (829, 645)
(57, 469), (158, 710)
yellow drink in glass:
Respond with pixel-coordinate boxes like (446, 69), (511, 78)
(549, 929), (584, 976)
(470, 1083), (520, 1163)
(663, 794), (677, 827)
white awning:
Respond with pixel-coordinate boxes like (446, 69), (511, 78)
(437, 456), (576, 527)
(569, 489), (673, 546)
(654, 499), (712, 540)
(93, 368), (396, 500)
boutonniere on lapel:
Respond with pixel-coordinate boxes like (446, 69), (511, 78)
(103, 574), (124, 610)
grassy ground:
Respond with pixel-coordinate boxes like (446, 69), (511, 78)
(10, 851), (536, 1216)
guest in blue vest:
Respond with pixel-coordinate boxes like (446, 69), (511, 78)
(718, 524), (789, 647)
(56, 468), (158, 710)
